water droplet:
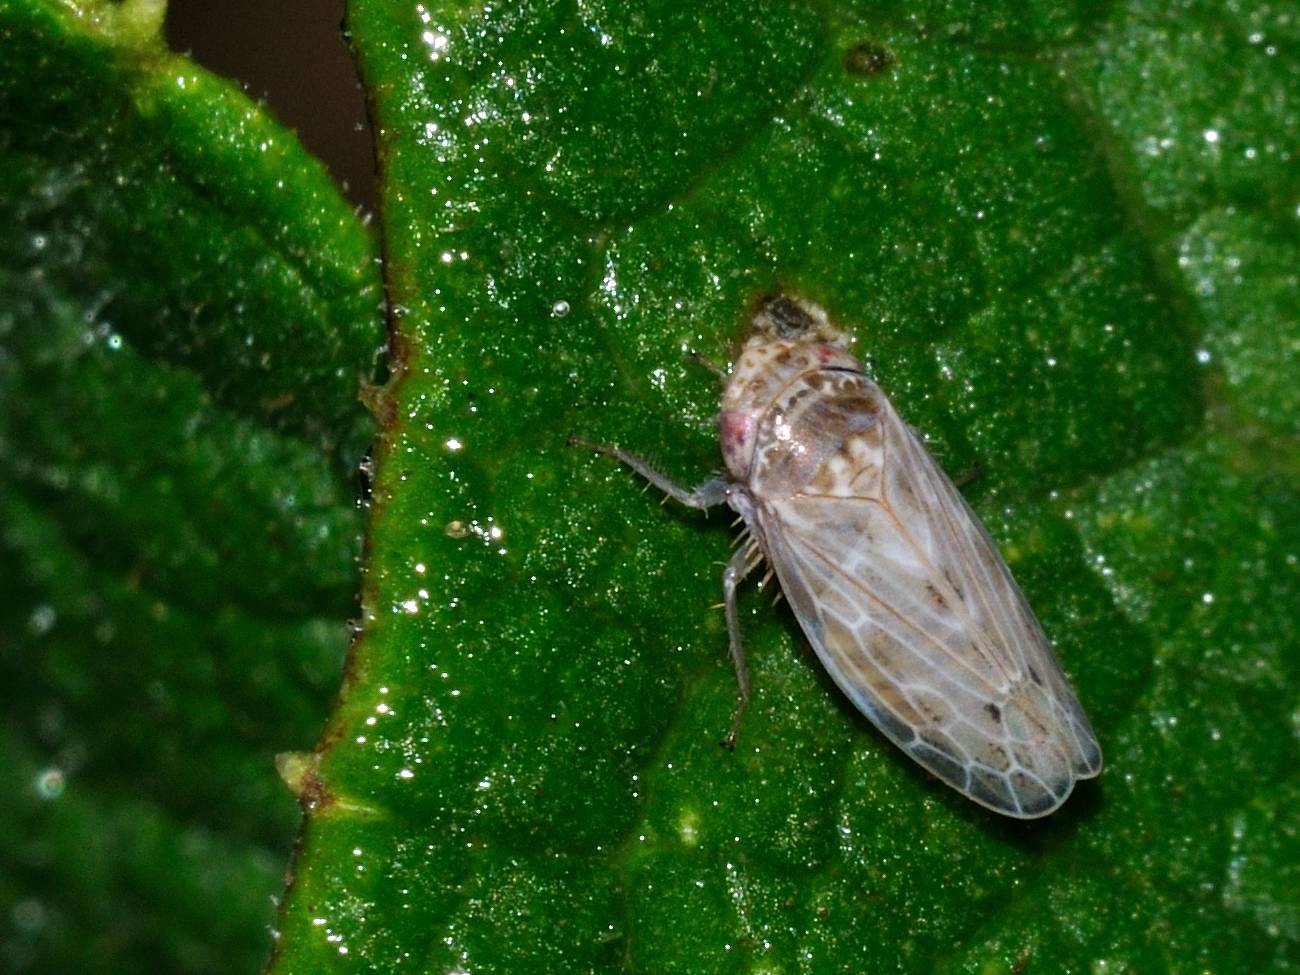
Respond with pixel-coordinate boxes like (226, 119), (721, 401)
(35, 768), (65, 799)
(12, 899), (45, 932)
(28, 605), (56, 635)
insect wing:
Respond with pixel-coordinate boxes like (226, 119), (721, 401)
(755, 390), (1101, 818)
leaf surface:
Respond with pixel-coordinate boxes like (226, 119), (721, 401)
(0, 2), (383, 971)
(271, 0), (1299, 971)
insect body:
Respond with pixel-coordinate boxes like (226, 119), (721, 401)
(574, 295), (1102, 818)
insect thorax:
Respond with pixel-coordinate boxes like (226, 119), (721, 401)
(720, 335), (880, 492)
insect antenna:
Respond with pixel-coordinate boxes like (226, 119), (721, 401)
(685, 349), (729, 381)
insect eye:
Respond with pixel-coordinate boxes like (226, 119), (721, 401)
(762, 295), (815, 339)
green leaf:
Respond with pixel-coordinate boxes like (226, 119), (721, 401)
(265, 0), (1300, 971)
(0, 1), (383, 971)
(272, 0), (1300, 971)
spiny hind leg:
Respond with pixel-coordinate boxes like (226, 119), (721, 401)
(567, 435), (729, 509)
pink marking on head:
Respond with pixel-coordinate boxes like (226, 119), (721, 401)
(720, 410), (755, 474)
(815, 345), (837, 363)
(721, 411), (749, 450)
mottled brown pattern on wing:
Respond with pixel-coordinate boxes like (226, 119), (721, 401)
(744, 368), (1101, 817)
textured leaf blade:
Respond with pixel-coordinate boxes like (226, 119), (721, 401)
(271, 0), (1298, 972)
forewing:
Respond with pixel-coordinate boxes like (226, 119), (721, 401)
(756, 399), (1101, 818)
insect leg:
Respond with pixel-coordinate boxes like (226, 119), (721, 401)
(568, 435), (729, 509)
(721, 542), (764, 750)
(953, 461), (983, 490)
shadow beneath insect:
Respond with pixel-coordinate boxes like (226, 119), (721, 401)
(959, 773), (1106, 849)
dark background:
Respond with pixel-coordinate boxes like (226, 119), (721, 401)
(167, 0), (377, 212)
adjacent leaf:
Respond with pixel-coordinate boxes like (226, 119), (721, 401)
(0, 1), (383, 971)
(270, 0), (1299, 971)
